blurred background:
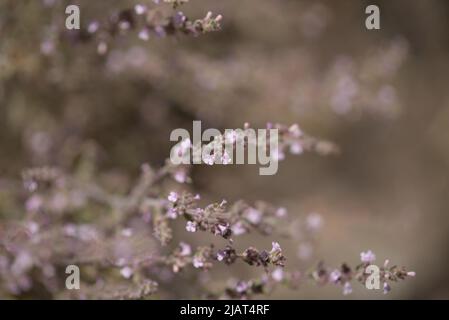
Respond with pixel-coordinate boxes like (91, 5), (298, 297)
(1, 0), (449, 299)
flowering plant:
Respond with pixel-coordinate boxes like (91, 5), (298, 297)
(0, 0), (416, 299)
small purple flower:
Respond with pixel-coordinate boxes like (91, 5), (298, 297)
(166, 208), (177, 219)
(216, 251), (225, 261)
(245, 208), (262, 224)
(288, 124), (303, 138)
(235, 281), (248, 293)
(271, 268), (284, 282)
(179, 242), (192, 256)
(173, 169), (187, 183)
(87, 21), (100, 34)
(275, 207), (287, 218)
(383, 282), (391, 294)
(216, 224), (229, 236)
(231, 222), (246, 236)
(342, 282), (352, 295)
(192, 256), (204, 268)
(138, 29), (150, 41)
(329, 269), (341, 283)
(186, 221), (197, 233)
(168, 191), (178, 203)
(360, 250), (376, 263)
(120, 267), (133, 279)
(290, 142), (304, 155)
(174, 11), (187, 27)
(134, 4), (147, 15)
(271, 242), (282, 253)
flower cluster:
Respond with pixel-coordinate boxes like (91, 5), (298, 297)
(241, 242), (286, 268)
(0, 138), (415, 299)
(310, 250), (416, 295)
(0, 122), (335, 298)
(169, 122), (339, 168)
(58, 1), (222, 56)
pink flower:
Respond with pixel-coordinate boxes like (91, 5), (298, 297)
(168, 191), (178, 203)
(360, 250), (376, 263)
(245, 208), (262, 224)
(217, 224), (229, 236)
(186, 221), (197, 233)
(329, 269), (341, 283)
(271, 268), (284, 282)
(120, 267), (133, 279)
(179, 242), (192, 256)
(173, 170), (187, 183)
(231, 222), (246, 236)
(275, 207), (288, 218)
(87, 21), (99, 34)
(290, 142), (304, 155)
(216, 252), (225, 261)
(166, 208), (177, 219)
(288, 124), (303, 138)
(383, 282), (391, 294)
(192, 256), (204, 268)
(134, 4), (147, 15)
(343, 282), (352, 295)
(235, 281), (248, 293)
(271, 242), (282, 253)
(138, 29), (150, 41)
